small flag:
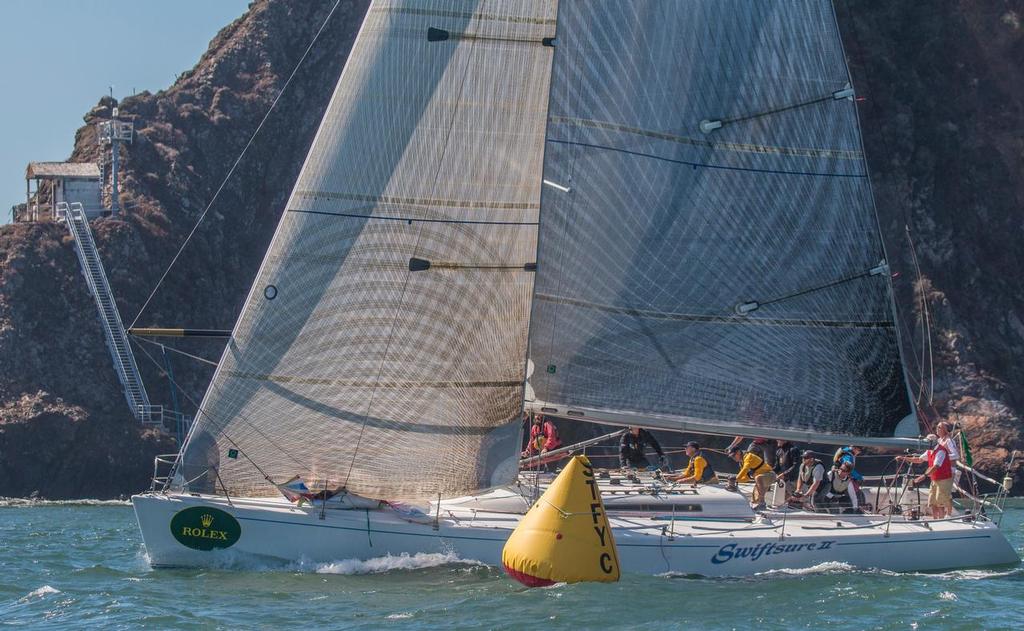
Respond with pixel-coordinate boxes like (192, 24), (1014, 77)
(227, 448), (239, 460)
(959, 432), (973, 467)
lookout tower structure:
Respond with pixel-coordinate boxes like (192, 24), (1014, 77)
(96, 105), (134, 216)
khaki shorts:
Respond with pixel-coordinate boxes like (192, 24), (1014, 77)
(928, 477), (954, 509)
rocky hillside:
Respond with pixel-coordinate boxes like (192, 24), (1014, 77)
(836, 0), (1024, 482)
(0, 0), (370, 498)
(0, 0), (1021, 498)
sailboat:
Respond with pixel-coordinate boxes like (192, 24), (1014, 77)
(133, 0), (1018, 576)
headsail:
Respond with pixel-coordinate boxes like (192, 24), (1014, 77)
(528, 0), (918, 443)
(180, 0), (558, 499)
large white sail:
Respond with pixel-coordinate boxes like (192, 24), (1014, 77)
(180, 0), (558, 499)
(528, 0), (917, 442)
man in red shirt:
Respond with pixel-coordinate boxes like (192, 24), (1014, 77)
(898, 434), (954, 519)
(522, 414), (562, 457)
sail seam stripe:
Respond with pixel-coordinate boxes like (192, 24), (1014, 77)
(549, 116), (862, 160)
(545, 139), (868, 179)
(372, 7), (557, 26)
(223, 370), (520, 388)
(535, 294), (894, 329)
(294, 190), (539, 209)
(288, 209), (537, 226)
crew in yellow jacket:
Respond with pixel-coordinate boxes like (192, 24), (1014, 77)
(665, 441), (718, 484)
(728, 446), (776, 509)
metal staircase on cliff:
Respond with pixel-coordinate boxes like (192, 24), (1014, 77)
(59, 202), (157, 424)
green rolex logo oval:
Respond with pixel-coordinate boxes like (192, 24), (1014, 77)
(170, 506), (241, 551)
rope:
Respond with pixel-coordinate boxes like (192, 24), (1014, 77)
(905, 224), (935, 405)
(129, 0), (345, 329)
(131, 337), (304, 478)
(537, 497), (596, 519)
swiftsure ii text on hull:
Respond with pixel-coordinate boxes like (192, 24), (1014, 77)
(711, 540), (836, 564)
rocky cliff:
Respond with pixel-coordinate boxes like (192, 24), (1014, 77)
(0, 0), (369, 498)
(0, 0), (1021, 498)
(836, 0), (1024, 482)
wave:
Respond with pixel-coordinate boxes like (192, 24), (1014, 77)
(922, 567), (1024, 581)
(313, 552), (485, 575)
(753, 561), (856, 577)
(0, 497), (131, 507)
(661, 560), (1023, 581)
(751, 563), (1024, 581)
(141, 549), (488, 576)
(17, 586), (60, 603)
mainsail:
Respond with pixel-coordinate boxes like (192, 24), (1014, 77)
(180, 0), (558, 499)
(527, 0), (917, 443)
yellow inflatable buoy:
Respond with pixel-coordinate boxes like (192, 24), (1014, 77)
(502, 455), (620, 586)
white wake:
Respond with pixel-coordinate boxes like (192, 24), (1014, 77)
(312, 552), (483, 575)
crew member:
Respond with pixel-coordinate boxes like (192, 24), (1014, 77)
(898, 433), (954, 519)
(619, 426), (667, 470)
(729, 446), (775, 510)
(936, 421), (961, 487)
(821, 463), (860, 513)
(792, 450), (826, 509)
(522, 413), (561, 457)
(833, 445), (864, 482)
(666, 441), (717, 484)
(727, 435), (776, 467)
(774, 439), (802, 500)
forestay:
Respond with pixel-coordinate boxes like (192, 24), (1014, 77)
(180, 0), (558, 499)
(528, 0), (916, 440)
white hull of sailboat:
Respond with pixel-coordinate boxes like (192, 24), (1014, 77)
(133, 491), (1019, 578)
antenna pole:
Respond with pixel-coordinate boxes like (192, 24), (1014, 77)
(110, 102), (120, 216)
(98, 97), (132, 217)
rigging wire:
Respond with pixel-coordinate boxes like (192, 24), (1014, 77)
(129, 0), (345, 330)
(131, 337), (305, 478)
(905, 225), (936, 405)
(133, 335), (220, 367)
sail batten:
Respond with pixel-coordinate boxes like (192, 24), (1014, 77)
(528, 0), (916, 440)
(180, 0), (558, 500)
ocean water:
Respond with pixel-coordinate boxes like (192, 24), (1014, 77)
(1, 501), (1022, 630)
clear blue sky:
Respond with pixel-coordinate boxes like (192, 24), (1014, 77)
(0, 0), (251, 224)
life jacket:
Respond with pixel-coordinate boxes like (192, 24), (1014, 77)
(828, 470), (852, 494)
(775, 444), (800, 475)
(694, 453), (716, 483)
(744, 451), (772, 477)
(528, 421), (561, 452)
(799, 459), (823, 487)
(928, 443), (953, 481)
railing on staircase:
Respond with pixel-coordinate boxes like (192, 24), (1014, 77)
(60, 201), (156, 424)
